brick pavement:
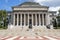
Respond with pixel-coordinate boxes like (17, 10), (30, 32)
(0, 36), (60, 40)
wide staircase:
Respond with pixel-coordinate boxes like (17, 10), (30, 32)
(0, 26), (60, 37)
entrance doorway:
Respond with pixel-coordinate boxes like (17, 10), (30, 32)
(29, 19), (32, 29)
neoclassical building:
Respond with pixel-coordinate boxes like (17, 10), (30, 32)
(8, 2), (56, 29)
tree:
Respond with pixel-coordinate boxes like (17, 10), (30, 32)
(55, 9), (60, 29)
(0, 10), (8, 29)
(53, 18), (57, 29)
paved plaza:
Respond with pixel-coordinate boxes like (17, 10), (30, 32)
(0, 28), (60, 40)
(0, 2), (60, 40)
(0, 36), (60, 40)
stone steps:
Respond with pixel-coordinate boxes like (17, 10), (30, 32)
(0, 27), (60, 37)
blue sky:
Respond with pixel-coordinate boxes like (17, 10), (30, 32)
(0, 0), (28, 11)
(0, 0), (60, 11)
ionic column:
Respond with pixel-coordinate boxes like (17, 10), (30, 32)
(17, 14), (18, 26)
(46, 14), (47, 25)
(39, 14), (41, 26)
(13, 14), (15, 26)
(35, 14), (37, 26)
(21, 14), (22, 26)
(32, 14), (33, 26)
(42, 14), (44, 26)
(28, 14), (29, 26)
(24, 14), (26, 26)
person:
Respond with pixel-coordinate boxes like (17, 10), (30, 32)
(46, 24), (50, 29)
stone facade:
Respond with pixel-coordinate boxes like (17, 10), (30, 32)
(8, 2), (56, 29)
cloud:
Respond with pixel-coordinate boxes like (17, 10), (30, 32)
(33, 0), (60, 11)
(42, 0), (60, 7)
(34, 0), (52, 4)
(49, 6), (60, 14)
(33, 0), (60, 7)
(34, 0), (52, 2)
(49, 6), (60, 11)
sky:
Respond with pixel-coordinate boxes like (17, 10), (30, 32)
(0, 0), (60, 12)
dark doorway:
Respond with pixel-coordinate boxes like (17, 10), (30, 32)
(29, 19), (32, 29)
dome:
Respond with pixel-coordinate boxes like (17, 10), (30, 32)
(19, 2), (40, 6)
(12, 2), (49, 8)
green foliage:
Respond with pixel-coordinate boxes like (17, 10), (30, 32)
(53, 19), (57, 29)
(56, 17), (60, 29)
(58, 9), (60, 14)
(53, 9), (60, 29)
(0, 10), (8, 29)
